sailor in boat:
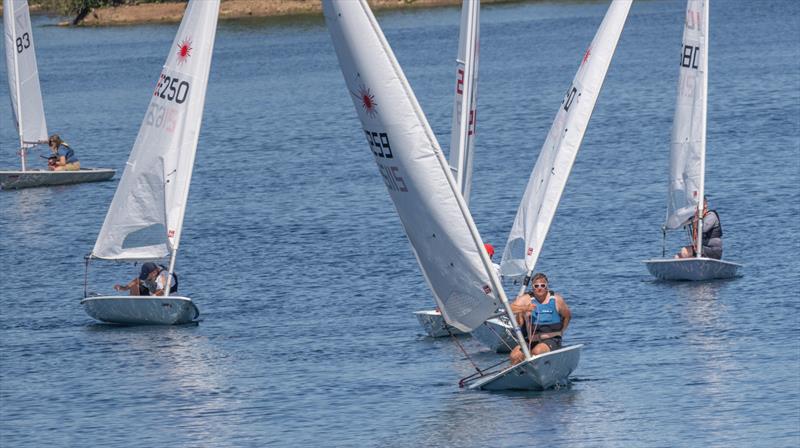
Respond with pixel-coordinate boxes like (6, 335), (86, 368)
(46, 134), (80, 171)
(508, 273), (572, 365)
(676, 197), (723, 260)
(113, 262), (178, 297)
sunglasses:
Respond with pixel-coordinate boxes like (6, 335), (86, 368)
(533, 284), (547, 289)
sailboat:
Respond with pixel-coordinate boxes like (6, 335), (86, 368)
(412, 0), (517, 352)
(414, 0), (479, 340)
(470, 0), (632, 390)
(325, 0), (517, 368)
(326, 0), (628, 390)
(1, 0), (114, 190)
(80, 0), (219, 325)
(644, 0), (742, 281)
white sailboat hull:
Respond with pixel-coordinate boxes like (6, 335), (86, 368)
(471, 316), (516, 353)
(0, 168), (115, 190)
(414, 309), (466, 337)
(644, 257), (742, 281)
(80, 295), (199, 325)
(466, 344), (582, 391)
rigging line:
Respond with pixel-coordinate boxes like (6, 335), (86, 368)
(447, 324), (482, 376)
(458, 358), (509, 388)
(484, 318), (516, 352)
(83, 255), (91, 299)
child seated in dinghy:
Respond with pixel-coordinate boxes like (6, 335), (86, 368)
(676, 198), (723, 260)
(508, 273), (571, 365)
(47, 134), (80, 171)
(113, 262), (177, 296)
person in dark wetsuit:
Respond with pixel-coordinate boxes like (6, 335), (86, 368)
(677, 198), (723, 260)
(508, 273), (572, 365)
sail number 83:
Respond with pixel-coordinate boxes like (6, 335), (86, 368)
(16, 33), (31, 54)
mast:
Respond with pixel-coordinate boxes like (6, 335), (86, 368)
(501, 0), (632, 302)
(449, 0), (479, 203)
(369, 1), (528, 357)
(7, 0), (27, 171)
(695, 0), (709, 258)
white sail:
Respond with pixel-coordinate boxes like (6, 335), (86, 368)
(501, 1), (631, 280)
(448, 0), (479, 204)
(91, 0), (219, 261)
(324, 0), (502, 332)
(3, 0), (48, 149)
(665, 0), (708, 230)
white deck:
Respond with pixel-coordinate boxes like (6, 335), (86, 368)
(0, 168), (115, 190)
(414, 309), (466, 337)
(80, 296), (199, 325)
(466, 344), (582, 391)
(644, 257), (742, 281)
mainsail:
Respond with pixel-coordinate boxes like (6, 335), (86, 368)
(665, 0), (708, 230)
(500, 1), (631, 281)
(3, 0), (48, 156)
(91, 0), (219, 261)
(324, 0), (501, 332)
(448, 0), (479, 204)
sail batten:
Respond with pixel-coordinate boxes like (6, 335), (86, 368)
(4, 0), (48, 151)
(324, 0), (501, 332)
(91, 0), (219, 261)
(665, 0), (708, 230)
(500, 1), (631, 280)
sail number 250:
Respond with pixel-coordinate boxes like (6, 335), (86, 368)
(154, 74), (190, 104)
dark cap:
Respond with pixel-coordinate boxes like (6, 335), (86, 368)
(139, 262), (158, 280)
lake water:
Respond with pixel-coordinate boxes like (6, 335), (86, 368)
(1, 1), (798, 446)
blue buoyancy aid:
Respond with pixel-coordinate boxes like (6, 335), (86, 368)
(522, 294), (563, 337)
(57, 146), (78, 163)
(532, 297), (562, 332)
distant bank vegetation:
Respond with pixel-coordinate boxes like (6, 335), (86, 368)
(32, 0), (174, 15)
(23, 0), (516, 26)
(30, 1), (179, 24)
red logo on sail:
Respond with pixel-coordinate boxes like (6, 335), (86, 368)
(177, 38), (193, 64)
(482, 285), (492, 294)
(352, 83), (378, 118)
(527, 247), (534, 256)
(168, 229), (175, 238)
(582, 47), (591, 65)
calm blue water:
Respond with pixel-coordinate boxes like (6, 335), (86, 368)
(1, 1), (799, 446)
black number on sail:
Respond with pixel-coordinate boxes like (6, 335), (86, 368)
(15, 33), (31, 54)
(681, 45), (700, 69)
(364, 130), (393, 159)
(154, 74), (190, 104)
(563, 86), (578, 112)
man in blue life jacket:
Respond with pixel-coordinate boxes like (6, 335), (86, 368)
(676, 197), (723, 260)
(47, 134), (80, 171)
(508, 272), (571, 365)
(113, 262), (177, 296)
